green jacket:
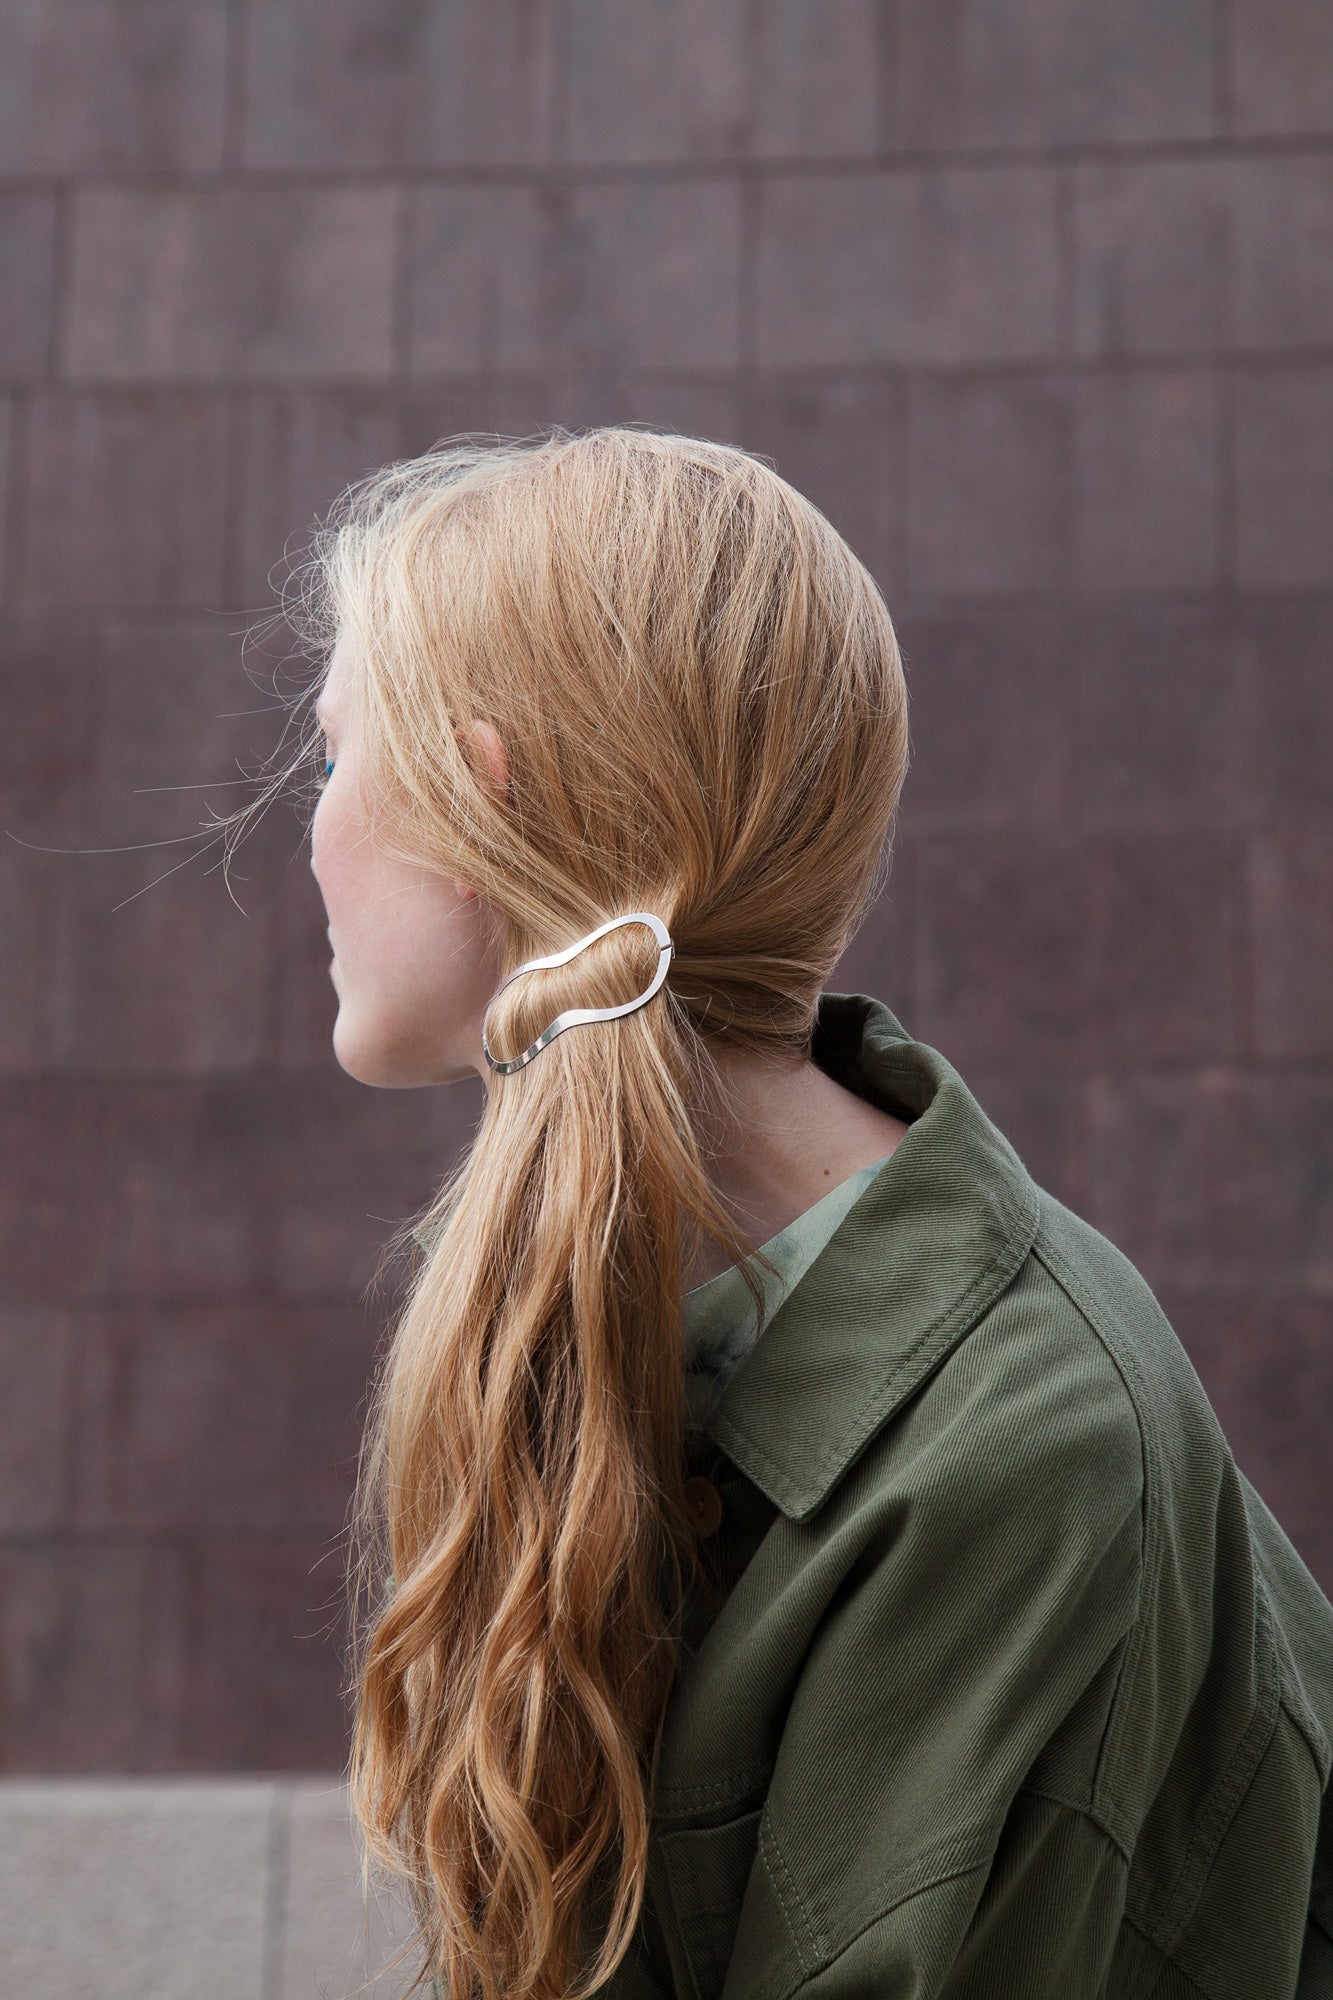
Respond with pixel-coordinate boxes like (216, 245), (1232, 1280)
(605, 992), (1333, 1999)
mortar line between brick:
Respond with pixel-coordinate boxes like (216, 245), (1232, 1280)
(1055, 161), (1076, 359)
(535, 0), (563, 168)
(1, 133), (1330, 199)
(1234, 825), (1260, 1067)
(1070, 1075), (1096, 1220)
(879, 0), (902, 158)
(1, 389), (29, 609)
(547, 0), (573, 168)
(219, 388), (246, 615)
(42, 347), (1333, 400)
(222, 0), (252, 173)
(1216, 364), (1237, 592)
(738, 176), (760, 376)
(888, 365), (908, 593)
(391, 186), (412, 381)
(888, 827), (917, 1032)
(255, 820), (287, 1079)
(1065, 602), (1086, 833)
(880, 366), (904, 588)
(47, 184), (72, 380)
(51, 1302), (84, 1538)
(1212, 0), (1235, 139)
(901, 372), (917, 593)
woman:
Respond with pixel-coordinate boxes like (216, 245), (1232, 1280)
(259, 429), (1331, 1998)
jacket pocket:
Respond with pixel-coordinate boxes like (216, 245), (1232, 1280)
(650, 1805), (764, 2000)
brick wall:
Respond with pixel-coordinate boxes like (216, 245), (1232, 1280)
(1, 2), (1329, 1770)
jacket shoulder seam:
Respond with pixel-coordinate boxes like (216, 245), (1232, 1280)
(1276, 1683), (1332, 1792)
(1031, 1210), (1290, 1933)
(1028, 1217), (1156, 1841)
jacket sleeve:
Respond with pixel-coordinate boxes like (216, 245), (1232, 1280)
(723, 1282), (1146, 1998)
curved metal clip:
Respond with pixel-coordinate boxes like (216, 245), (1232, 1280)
(482, 911), (674, 1075)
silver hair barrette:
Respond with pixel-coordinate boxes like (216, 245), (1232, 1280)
(482, 911), (674, 1075)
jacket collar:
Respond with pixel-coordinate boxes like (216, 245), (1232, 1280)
(699, 992), (1042, 1522)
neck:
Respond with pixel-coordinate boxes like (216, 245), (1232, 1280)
(681, 1046), (911, 1290)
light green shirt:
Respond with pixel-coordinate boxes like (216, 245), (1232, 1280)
(681, 1153), (897, 1432)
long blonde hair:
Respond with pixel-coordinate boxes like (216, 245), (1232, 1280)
(240, 429), (909, 1998)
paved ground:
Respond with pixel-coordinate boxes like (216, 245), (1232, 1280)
(0, 1778), (423, 1999)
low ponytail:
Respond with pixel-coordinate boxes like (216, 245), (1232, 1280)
(353, 910), (759, 1998)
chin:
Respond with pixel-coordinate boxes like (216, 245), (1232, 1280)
(330, 1013), (479, 1090)
(330, 1013), (404, 1088)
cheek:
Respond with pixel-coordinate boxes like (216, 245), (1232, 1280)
(311, 793), (338, 896)
(311, 781), (364, 911)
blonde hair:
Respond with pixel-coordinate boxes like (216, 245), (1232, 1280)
(231, 428), (909, 1998)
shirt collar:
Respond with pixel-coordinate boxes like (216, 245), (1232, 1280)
(696, 991), (1042, 1522)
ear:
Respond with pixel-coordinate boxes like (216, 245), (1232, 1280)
(458, 718), (511, 798)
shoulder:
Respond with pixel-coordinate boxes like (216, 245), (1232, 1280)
(1025, 1183), (1231, 1493)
